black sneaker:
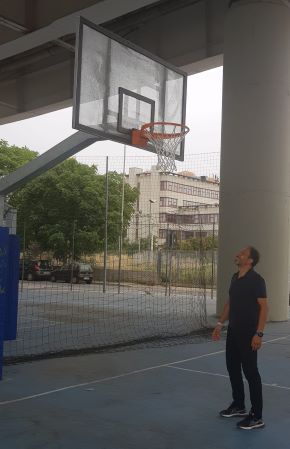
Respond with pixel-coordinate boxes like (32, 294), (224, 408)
(219, 404), (247, 418)
(237, 413), (265, 430)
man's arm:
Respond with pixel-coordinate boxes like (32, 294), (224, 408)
(212, 300), (230, 341)
(251, 298), (268, 351)
(257, 298), (268, 332)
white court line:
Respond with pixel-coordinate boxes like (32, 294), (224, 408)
(168, 366), (229, 378)
(0, 349), (226, 406)
(1, 335), (289, 406)
(166, 334), (290, 391)
(262, 335), (290, 344)
(168, 366), (290, 392)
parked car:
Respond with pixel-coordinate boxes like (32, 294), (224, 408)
(50, 263), (93, 284)
(19, 260), (52, 281)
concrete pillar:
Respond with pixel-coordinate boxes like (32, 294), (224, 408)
(217, 0), (290, 321)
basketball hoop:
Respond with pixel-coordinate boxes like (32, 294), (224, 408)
(131, 122), (190, 172)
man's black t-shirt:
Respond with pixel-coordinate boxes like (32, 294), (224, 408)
(228, 269), (267, 333)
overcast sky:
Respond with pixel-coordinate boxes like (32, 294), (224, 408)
(0, 66), (223, 173)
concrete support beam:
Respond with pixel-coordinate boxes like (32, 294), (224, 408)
(217, 0), (290, 321)
(0, 0), (158, 62)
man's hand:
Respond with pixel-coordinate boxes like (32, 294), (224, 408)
(212, 324), (222, 341)
(251, 335), (262, 351)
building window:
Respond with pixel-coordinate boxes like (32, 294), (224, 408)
(160, 197), (178, 207)
(159, 229), (168, 239)
(160, 180), (219, 199)
(160, 213), (219, 225)
(208, 214), (217, 224)
(183, 200), (201, 207)
(160, 181), (166, 191)
(159, 213), (167, 223)
(166, 214), (177, 224)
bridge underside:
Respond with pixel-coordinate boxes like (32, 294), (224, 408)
(0, 0), (227, 125)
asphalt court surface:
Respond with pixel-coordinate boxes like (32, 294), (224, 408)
(1, 322), (290, 449)
(5, 281), (213, 359)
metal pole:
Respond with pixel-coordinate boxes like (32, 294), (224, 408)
(70, 219), (76, 290)
(149, 200), (151, 252)
(148, 199), (156, 256)
(118, 145), (126, 294)
(165, 223), (169, 296)
(103, 156), (109, 293)
(211, 221), (215, 300)
(20, 220), (26, 292)
(168, 247), (172, 297)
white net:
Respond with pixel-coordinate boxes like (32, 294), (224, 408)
(142, 122), (190, 172)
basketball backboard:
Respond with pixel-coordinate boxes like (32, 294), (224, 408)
(73, 18), (187, 161)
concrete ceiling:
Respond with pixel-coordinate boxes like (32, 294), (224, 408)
(0, 0), (229, 125)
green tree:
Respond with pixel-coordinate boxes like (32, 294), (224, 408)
(0, 139), (38, 176)
(4, 143), (138, 259)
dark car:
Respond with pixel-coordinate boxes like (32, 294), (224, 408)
(50, 263), (93, 284)
(19, 260), (52, 281)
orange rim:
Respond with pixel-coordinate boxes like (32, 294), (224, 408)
(140, 122), (190, 140)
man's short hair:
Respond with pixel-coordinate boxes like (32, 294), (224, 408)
(248, 246), (260, 267)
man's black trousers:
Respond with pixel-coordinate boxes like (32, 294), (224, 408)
(226, 327), (263, 419)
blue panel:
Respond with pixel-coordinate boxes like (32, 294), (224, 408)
(4, 235), (20, 341)
(0, 227), (9, 380)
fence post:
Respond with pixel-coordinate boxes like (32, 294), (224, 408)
(20, 220), (26, 292)
(211, 221), (215, 300)
(103, 156), (109, 293)
(157, 248), (161, 281)
(165, 223), (169, 296)
(118, 145), (126, 294)
(168, 249), (172, 297)
(4, 235), (20, 341)
(70, 219), (76, 290)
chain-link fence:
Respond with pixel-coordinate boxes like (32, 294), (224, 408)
(4, 152), (220, 362)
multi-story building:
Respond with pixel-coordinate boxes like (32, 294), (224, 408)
(126, 166), (219, 247)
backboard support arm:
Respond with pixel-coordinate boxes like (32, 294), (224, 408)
(0, 131), (103, 197)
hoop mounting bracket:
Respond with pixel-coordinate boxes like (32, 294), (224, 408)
(131, 129), (149, 148)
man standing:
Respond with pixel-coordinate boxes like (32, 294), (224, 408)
(212, 246), (268, 430)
